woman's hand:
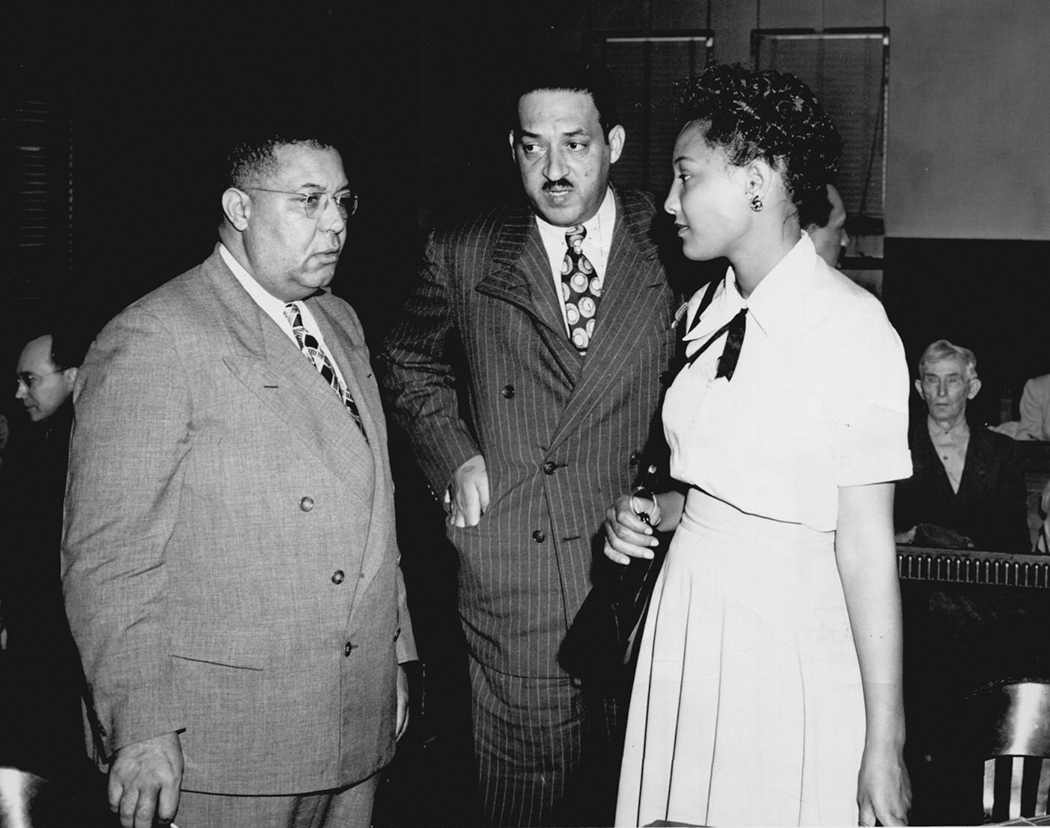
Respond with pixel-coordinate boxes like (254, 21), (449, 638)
(857, 743), (911, 826)
(603, 492), (661, 565)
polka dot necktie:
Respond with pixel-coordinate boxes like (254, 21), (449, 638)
(561, 224), (602, 353)
(284, 303), (366, 440)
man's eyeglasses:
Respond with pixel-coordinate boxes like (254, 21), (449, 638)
(246, 188), (358, 220)
(15, 370), (61, 389)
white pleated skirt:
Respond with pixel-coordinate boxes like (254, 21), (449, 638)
(615, 488), (866, 827)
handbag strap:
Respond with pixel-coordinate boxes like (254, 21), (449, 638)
(684, 275), (745, 368)
(670, 274), (723, 373)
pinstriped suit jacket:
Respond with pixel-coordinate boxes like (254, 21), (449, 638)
(380, 190), (678, 677)
(62, 246), (416, 794)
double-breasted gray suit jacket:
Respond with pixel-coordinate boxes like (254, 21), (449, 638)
(380, 189), (678, 677)
(62, 246), (416, 795)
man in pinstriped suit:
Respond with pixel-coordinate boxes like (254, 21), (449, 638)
(380, 56), (679, 827)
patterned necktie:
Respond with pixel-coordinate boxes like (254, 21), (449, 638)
(561, 224), (602, 353)
(283, 303), (366, 439)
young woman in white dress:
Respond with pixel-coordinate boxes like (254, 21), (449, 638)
(604, 64), (913, 827)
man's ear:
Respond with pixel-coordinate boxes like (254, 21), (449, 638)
(508, 131), (518, 163)
(222, 188), (251, 231)
(914, 378), (923, 398)
(967, 377), (982, 400)
(607, 125), (626, 165)
(62, 366), (78, 392)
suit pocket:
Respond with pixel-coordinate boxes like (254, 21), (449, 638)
(170, 626), (266, 671)
(171, 653), (264, 671)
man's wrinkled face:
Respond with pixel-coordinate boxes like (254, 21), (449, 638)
(510, 89), (624, 227)
(916, 357), (978, 423)
(15, 335), (76, 422)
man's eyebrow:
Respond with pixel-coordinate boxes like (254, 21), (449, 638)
(517, 128), (592, 139)
(293, 181), (349, 191)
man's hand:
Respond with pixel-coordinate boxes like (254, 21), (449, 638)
(447, 454), (489, 528)
(395, 664), (410, 741)
(108, 731), (183, 828)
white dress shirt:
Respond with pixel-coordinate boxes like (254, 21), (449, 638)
(219, 243), (350, 389)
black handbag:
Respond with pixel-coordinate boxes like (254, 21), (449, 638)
(558, 540), (667, 681)
(558, 276), (725, 682)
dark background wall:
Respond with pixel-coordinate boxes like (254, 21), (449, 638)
(5, 0), (1048, 400)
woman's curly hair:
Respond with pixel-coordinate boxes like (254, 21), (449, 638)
(675, 63), (842, 227)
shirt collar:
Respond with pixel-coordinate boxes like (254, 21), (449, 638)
(219, 242), (295, 320)
(728, 231), (820, 337)
(927, 415), (970, 443)
(534, 186), (616, 257)
(686, 232), (820, 342)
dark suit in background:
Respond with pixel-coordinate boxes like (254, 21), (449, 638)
(0, 404), (87, 782)
(895, 421), (1030, 552)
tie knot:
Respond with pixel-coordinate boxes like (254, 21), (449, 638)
(283, 303), (302, 327)
(565, 224), (587, 247)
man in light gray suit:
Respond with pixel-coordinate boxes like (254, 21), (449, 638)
(62, 134), (415, 828)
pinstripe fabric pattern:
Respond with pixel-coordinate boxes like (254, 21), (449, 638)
(380, 189), (678, 677)
(470, 659), (629, 827)
(380, 189), (678, 824)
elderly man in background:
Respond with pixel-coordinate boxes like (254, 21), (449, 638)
(62, 132), (415, 828)
(895, 339), (1029, 552)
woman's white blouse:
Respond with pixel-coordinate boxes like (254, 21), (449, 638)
(664, 233), (912, 532)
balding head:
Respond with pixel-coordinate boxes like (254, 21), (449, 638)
(15, 335), (78, 423)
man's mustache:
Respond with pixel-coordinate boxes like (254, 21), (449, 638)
(542, 179), (574, 191)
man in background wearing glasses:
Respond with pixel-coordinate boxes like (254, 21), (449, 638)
(62, 133), (416, 828)
(1, 327), (101, 806)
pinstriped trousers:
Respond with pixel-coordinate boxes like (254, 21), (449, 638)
(470, 657), (627, 828)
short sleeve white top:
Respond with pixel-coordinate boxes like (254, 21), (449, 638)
(663, 233), (912, 532)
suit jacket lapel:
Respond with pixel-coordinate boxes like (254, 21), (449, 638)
(956, 424), (991, 506)
(203, 252), (373, 514)
(309, 296), (392, 594)
(547, 192), (668, 452)
(476, 206), (583, 381)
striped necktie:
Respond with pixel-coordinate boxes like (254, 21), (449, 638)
(283, 303), (366, 439)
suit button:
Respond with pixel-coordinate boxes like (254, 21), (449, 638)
(660, 370), (672, 386)
(344, 641), (355, 657)
(542, 461), (557, 475)
(299, 496), (315, 512)
(501, 384), (515, 399)
(331, 570), (345, 585)
(532, 530), (546, 543)
(629, 451), (641, 466)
